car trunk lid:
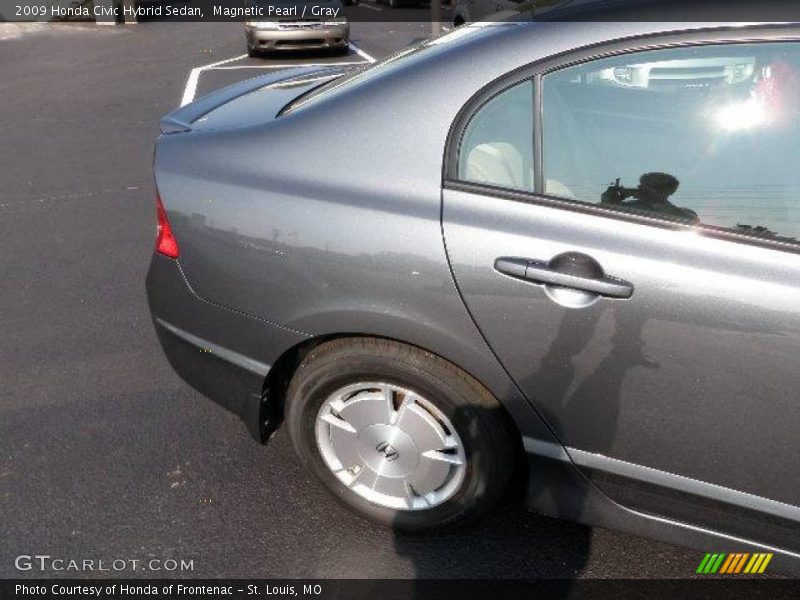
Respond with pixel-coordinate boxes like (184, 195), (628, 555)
(160, 67), (342, 135)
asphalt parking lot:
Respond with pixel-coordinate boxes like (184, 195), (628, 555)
(0, 17), (713, 579)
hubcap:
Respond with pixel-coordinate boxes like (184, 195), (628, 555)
(314, 382), (466, 510)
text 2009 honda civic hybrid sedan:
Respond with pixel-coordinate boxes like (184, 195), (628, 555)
(147, 17), (800, 572)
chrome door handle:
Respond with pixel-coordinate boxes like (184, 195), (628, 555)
(494, 254), (634, 299)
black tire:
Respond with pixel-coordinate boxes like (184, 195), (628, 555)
(247, 46), (261, 58)
(285, 337), (516, 531)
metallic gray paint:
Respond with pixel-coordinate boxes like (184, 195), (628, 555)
(443, 186), (800, 507)
(146, 254), (310, 439)
(523, 437), (800, 524)
(147, 21), (799, 567)
(161, 67), (339, 134)
(155, 318), (271, 377)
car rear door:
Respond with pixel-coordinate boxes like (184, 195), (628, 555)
(442, 33), (800, 549)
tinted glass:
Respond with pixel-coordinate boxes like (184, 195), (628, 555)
(458, 80), (534, 192)
(543, 42), (800, 244)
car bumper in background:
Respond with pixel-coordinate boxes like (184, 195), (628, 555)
(145, 254), (310, 441)
(245, 24), (350, 50)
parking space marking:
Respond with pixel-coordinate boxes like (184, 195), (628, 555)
(180, 68), (203, 106)
(360, 2), (383, 10)
(181, 53), (248, 106)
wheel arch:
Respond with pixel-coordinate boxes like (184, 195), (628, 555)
(260, 328), (545, 449)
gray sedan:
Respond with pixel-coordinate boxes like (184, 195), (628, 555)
(147, 16), (800, 573)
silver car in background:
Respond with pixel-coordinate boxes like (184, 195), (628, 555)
(245, 0), (349, 56)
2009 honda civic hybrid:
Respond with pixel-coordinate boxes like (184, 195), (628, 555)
(147, 16), (800, 572)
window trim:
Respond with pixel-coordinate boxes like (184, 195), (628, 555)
(443, 24), (800, 254)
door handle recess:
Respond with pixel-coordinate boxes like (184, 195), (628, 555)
(494, 256), (634, 299)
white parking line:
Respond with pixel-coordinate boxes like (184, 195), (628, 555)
(348, 42), (377, 63)
(180, 54), (247, 106)
(205, 54), (251, 69)
(180, 68), (203, 107)
(359, 2), (383, 10)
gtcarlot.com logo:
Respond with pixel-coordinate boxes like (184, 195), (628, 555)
(15, 555), (194, 572)
(696, 552), (773, 574)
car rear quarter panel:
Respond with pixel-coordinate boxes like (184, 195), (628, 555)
(152, 21), (718, 440)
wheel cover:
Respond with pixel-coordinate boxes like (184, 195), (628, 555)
(314, 382), (467, 510)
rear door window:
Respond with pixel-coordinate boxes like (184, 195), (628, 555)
(542, 42), (800, 244)
(458, 80), (534, 192)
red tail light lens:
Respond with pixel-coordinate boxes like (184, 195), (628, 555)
(155, 195), (179, 258)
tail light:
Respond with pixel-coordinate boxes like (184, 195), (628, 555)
(155, 194), (179, 258)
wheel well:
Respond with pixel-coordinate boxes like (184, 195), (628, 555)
(259, 334), (331, 442)
(260, 334), (522, 445)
